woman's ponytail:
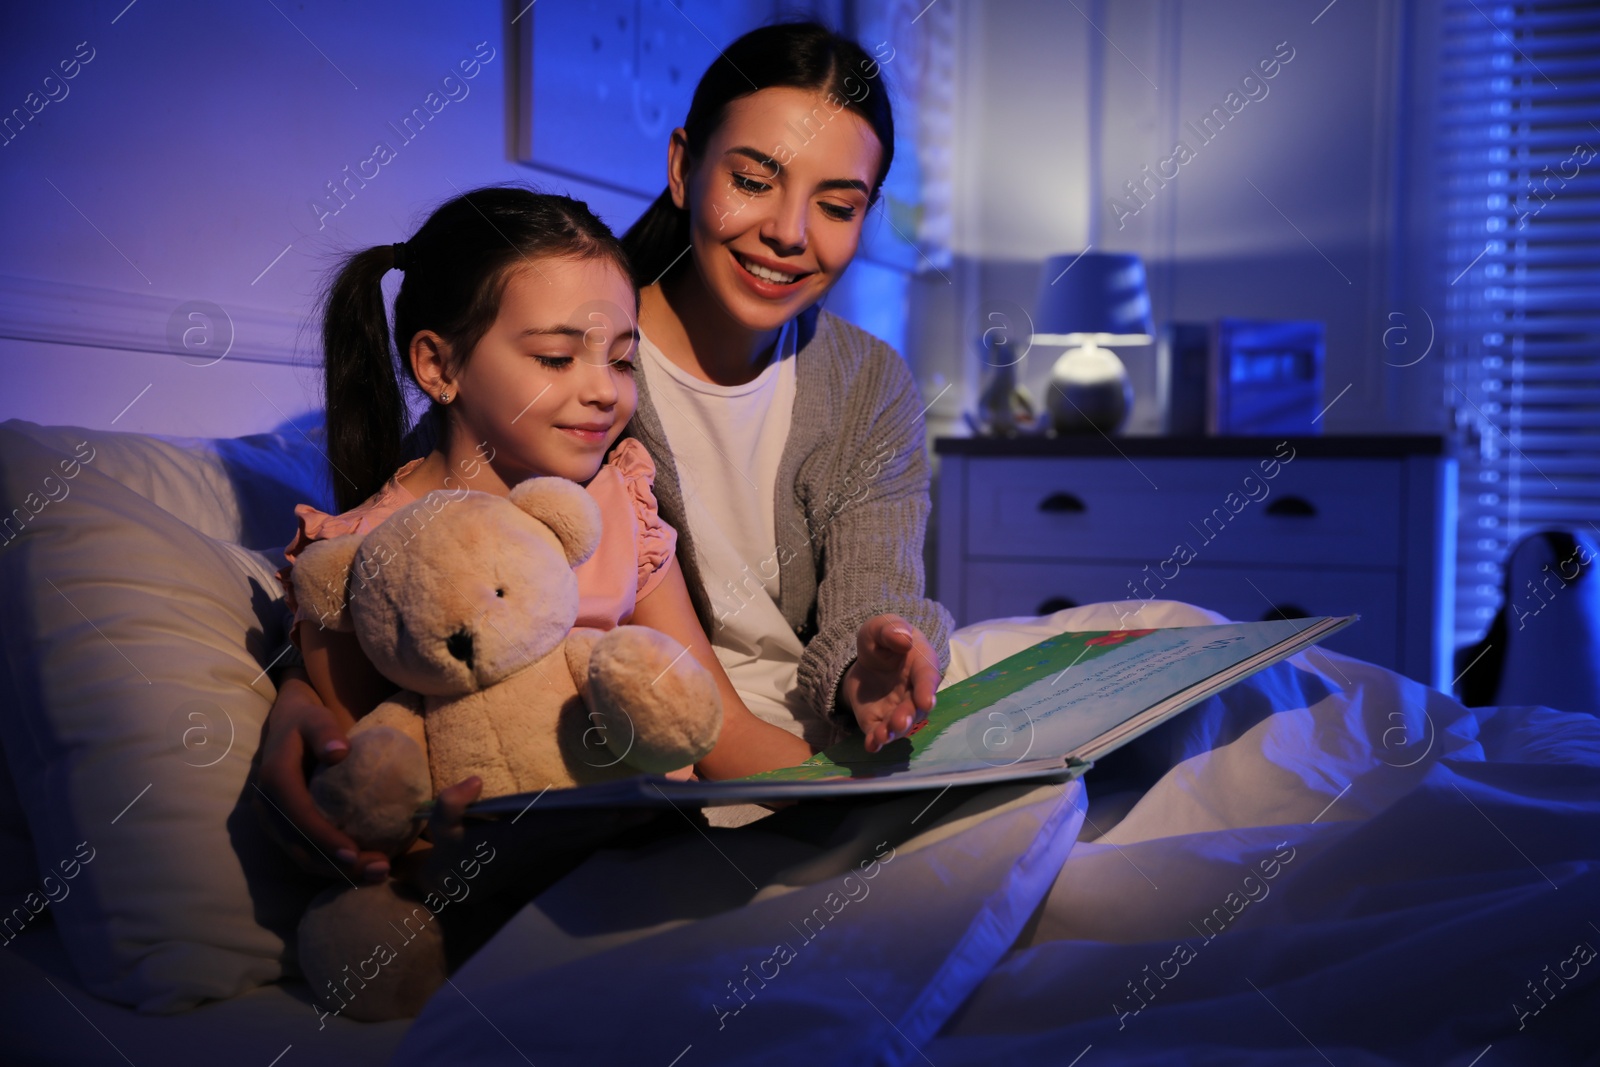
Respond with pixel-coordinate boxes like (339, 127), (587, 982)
(621, 21), (896, 287)
(319, 245), (409, 512)
(620, 189), (692, 288)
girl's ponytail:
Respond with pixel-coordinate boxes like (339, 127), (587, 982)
(320, 244), (408, 513)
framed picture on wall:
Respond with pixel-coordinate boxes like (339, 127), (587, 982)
(508, 0), (793, 198)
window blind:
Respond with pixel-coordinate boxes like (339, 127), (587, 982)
(1433, 0), (1600, 647)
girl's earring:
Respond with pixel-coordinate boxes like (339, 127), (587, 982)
(439, 390), (453, 404)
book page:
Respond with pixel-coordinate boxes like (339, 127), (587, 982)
(739, 617), (1347, 784)
(465, 616), (1353, 812)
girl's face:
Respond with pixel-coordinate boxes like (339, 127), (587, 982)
(670, 86), (883, 333)
(450, 256), (639, 485)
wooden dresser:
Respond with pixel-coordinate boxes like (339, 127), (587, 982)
(934, 436), (1456, 689)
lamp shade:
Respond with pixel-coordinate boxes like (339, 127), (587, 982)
(1031, 251), (1155, 345)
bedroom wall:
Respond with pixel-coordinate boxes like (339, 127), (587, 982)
(0, 0), (1422, 441)
(911, 0), (1096, 439)
(0, 1), (623, 438)
(0, 0), (939, 440)
(942, 0), (1421, 437)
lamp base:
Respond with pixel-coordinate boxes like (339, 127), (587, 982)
(1046, 345), (1132, 434)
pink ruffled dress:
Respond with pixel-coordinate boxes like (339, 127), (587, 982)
(276, 438), (675, 641)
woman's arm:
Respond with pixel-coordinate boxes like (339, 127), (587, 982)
(795, 347), (955, 737)
(629, 559), (814, 778)
(252, 624), (399, 883)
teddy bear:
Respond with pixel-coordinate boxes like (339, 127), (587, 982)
(286, 475), (724, 1022)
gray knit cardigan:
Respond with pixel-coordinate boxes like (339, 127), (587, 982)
(620, 305), (955, 728)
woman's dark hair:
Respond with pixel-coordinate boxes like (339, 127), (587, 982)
(621, 20), (896, 286)
(318, 185), (634, 512)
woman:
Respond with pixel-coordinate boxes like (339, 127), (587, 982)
(256, 21), (950, 881)
(619, 20), (951, 757)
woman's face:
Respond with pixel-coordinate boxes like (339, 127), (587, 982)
(447, 256), (639, 485)
(669, 86), (883, 334)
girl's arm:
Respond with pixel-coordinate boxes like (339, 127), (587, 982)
(629, 559), (814, 778)
(301, 623), (399, 725)
(252, 623), (399, 884)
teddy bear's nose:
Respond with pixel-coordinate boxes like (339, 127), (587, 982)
(446, 628), (474, 668)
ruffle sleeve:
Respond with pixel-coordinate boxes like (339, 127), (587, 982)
(607, 437), (679, 601)
(275, 503), (333, 622)
(275, 505), (364, 646)
(274, 490), (412, 646)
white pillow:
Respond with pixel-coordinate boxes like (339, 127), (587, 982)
(0, 418), (332, 551)
(0, 421), (324, 1013)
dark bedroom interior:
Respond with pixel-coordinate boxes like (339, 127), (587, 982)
(1, 2), (1597, 1064)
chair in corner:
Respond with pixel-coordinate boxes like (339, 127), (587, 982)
(1455, 528), (1600, 716)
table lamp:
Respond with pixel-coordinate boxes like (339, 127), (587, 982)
(1031, 251), (1155, 434)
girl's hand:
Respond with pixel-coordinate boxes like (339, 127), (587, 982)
(840, 615), (941, 753)
(251, 674), (391, 885)
(406, 775), (489, 901)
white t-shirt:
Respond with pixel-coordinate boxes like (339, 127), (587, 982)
(637, 323), (833, 749)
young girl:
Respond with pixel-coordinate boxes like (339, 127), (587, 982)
(258, 187), (812, 884)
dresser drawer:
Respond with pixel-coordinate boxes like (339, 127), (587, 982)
(961, 456), (1403, 568)
(961, 560), (1400, 671)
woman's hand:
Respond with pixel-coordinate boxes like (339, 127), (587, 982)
(840, 614), (941, 753)
(251, 671), (392, 885)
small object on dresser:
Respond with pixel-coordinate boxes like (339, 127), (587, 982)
(970, 339), (1042, 437)
(1157, 322), (1212, 435)
(1211, 318), (1325, 434)
(1030, 251), (1155, 435)
(1045, 345), (1134, 434)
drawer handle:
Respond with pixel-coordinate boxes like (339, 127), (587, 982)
(1038, 491), (1087, 514)
(1260, 604), (1312, 621)
(1265, 496), (1317, 518)
(1037, 596), (1078, 614)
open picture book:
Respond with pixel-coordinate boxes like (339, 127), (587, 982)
(467, 615), (1356, 816)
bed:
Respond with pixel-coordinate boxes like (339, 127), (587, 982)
(1, 417), (1595, 1066)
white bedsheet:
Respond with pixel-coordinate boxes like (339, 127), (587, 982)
(932, 656), (1600, 1064)
(14, 600), (1591, 1065)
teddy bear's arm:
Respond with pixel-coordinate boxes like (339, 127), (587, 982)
(291, 533), (364, 634)
(354, 690), (428, 753)
(309, 688), (432, 858)
(563, 627), (605, 700)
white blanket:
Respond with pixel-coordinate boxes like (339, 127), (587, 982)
(396, 602), (1600, 1065)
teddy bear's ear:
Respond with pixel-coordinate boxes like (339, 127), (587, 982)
(508, 477), (603, 566)
(291, 533), (364, 634)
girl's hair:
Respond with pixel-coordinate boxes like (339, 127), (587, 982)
(621, 20), (896, 286)
(319, 185), (633, 512)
